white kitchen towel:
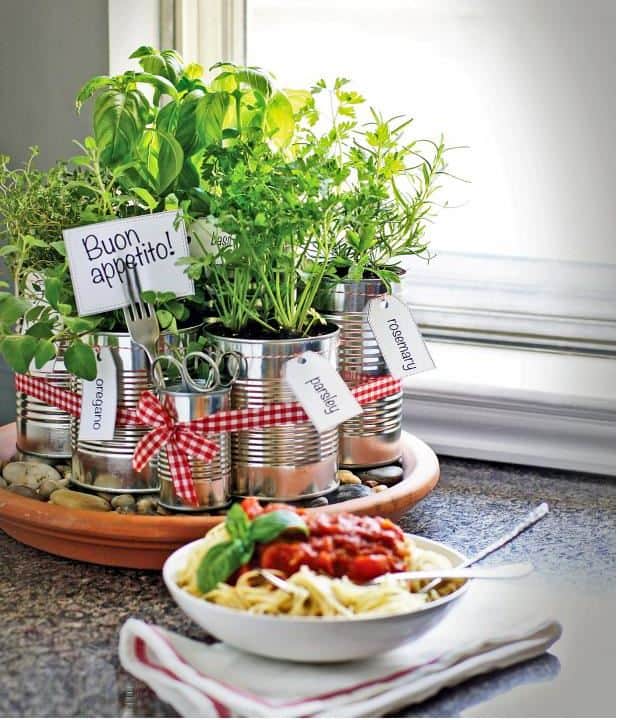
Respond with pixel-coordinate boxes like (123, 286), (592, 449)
(118, 580), (561, 718)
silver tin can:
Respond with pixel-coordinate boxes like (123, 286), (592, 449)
(157, 385), (231, 512)
(206, 325), (340, 501)
(71, 327), (201, 494)
(16, 352), (72, 460)
(316, 277), (403, 468)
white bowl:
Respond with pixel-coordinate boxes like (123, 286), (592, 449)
(163, 534), (468, 662)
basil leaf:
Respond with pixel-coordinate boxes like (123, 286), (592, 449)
(249, 510), (309, 544)
(156, 129), (184, 194)
(225, 503), (251, 543)
(196, 539), (245, 593)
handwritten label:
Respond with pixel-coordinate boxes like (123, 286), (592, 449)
(188, 218), (235, 260)
(284, 351), (362, 433)
(78, 347), (118, 441)
(63, 211), (194, 316)
(367, 295), (435, 379)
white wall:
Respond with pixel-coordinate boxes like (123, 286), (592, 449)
(0, 0), (110, 168)
(0, 0), (161, 425)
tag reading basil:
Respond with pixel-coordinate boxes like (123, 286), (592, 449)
(284, 351), (362, 433)
(78, 347), (118, 442)
(367, 295), (435, 379)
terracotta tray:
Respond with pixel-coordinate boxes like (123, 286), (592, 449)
(0, 423), (439, 569)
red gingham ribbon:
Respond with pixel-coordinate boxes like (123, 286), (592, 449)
(133, 391), (220, 506)
(15, 373), (139, 425)
(15, 372), (402, 507)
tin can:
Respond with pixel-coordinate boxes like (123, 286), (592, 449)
(71, 327), (200, 494)
(206, 324), (340, 501)
(316, 278), (403, 468)
(157, 384), (231, 511)
(16, 350), (72, 460)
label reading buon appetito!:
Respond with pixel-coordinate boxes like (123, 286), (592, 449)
(63, 211), (194, 316)
(367, 295), (435, 379)
(78, 347), (118, 442)
(284, 351), (362, 433)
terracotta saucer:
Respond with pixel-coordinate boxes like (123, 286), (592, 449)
(0, 423), (439, 569)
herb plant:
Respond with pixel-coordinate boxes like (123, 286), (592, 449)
(310, 79), (456, 291)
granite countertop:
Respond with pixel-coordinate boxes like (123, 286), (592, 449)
(0, 456), (615, 717)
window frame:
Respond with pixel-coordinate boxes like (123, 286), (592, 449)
(162, 0), (615, 358)
(156, 0), (616, 474)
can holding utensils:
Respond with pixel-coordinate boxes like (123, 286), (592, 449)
(153, 351), (236, 512)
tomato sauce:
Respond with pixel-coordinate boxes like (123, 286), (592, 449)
(240, 497), (408, 583)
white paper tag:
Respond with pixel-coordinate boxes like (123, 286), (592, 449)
(78, 347), (118, 442)
(367, 295), (435, 379)
(63, 210), (194, 316)
(188, 218), (235, 260)
(284, 351), (362, 433)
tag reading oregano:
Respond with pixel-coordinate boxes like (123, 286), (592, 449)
(367, 295), (435, 379)
(284, 351), (362, 433)
(78, 347), (118, 441)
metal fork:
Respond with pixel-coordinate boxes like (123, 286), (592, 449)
(122, 268), (160, 366)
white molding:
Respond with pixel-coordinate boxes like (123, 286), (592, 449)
(403, 252), (616, 355)
(403, 383), (615, 476)
(171, 0), (246, 67)
(108, 0), (160, 75)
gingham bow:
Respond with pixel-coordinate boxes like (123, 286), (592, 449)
(132, 391), (219, 507)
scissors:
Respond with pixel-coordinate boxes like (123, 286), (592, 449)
(151, 350), (242, 393)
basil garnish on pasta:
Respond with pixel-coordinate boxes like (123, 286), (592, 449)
(196, 503), (309, 593)
(250, 510), (309, 544)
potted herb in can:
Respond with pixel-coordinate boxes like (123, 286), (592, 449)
(313, 80), (450, 468)
(0, 47), (213, 480)
(0, 149), (101, 460)
(180, 66), (342, 501)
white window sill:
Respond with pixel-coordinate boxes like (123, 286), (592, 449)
(403, 342), (616, 475)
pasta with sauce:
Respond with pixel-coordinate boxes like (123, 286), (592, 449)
(177, 522), (463, 618)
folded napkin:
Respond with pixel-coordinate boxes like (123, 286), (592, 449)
(119, 580), (561, 718)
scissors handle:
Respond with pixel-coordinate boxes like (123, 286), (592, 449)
(150, 355), (187, 391)
(214, 350), (243, 387)
(182, 351), (221, 392)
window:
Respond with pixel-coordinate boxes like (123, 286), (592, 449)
(244, 0), (615, 354)
(161, 0), (616, 472)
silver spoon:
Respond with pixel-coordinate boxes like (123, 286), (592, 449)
(421, 502), (549, 593)
(259, 504), (549, 595)
(369, 561), (533, 584)
(260, 562), (533, 594)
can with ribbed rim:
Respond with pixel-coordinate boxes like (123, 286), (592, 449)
(71, 327), (201, 494)
(157, 384), (231, 511)
(16, 346), (72, 460)
(206, 324), (340, 501)
(316, 277), (403, 468)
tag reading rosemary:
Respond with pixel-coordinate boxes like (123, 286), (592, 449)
(78, 347), (118, 442)
(367, 295), (435, 379)
(284, 351), (362, 433)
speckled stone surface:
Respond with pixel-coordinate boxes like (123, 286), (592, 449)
(0, 456), (614, 717)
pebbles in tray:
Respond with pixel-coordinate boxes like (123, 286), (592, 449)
(311, 462), (404, 506)
(2, 456), (406, 514)
(0, 459), (158, 514)
(358, 465), (403, 486)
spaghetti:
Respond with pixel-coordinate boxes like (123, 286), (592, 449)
(177, 526), (462, 618)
